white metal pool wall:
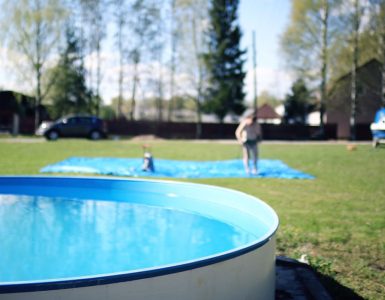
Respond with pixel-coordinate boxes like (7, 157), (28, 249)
(1, 237), (276, 300)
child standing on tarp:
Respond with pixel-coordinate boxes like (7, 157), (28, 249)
(142, 145), (155, 172)
(235, 112), (262, 174)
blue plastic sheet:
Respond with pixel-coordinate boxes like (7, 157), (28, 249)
(40, 157), (314, 179)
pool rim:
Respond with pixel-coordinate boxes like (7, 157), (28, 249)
(0, 175), (279, 294)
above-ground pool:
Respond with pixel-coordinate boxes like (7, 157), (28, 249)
(0, 176), (279, 300)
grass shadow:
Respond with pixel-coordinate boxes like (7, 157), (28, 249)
(317, 272), (365, 300)
(276, 256), (365, 300)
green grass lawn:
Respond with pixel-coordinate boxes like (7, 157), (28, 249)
(0, 138), (384, 299)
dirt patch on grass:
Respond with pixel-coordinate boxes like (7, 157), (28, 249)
(131, 134), (164, 141)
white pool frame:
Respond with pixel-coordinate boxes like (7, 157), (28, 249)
(0, 176), (279, 300)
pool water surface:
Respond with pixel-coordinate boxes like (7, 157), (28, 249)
(0, 194), (258, 282)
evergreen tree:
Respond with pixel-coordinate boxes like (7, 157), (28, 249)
(203, 0), (246, 122)
(47, 27), (93, 119)
(283, 79), (314, 124)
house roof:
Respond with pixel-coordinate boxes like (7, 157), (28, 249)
(257, 103), (281, 119)
(329, 58), (381, 92)
(0, 90), (36, 115)
(327, 58), (382, 109)
(0, 91), (19, 111)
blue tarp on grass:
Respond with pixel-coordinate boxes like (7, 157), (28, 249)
(40, 157), (314, 179)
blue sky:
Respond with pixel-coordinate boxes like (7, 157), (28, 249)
(239, 0), (292, 101)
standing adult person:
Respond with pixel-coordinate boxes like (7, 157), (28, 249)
(235, 112), (262, 174)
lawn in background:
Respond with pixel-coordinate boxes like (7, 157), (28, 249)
(0, 138), (384, 300)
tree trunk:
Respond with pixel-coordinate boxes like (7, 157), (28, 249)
(157, 57), (163, 123)
(350, 0), (360, 141)
(252, 30), (258, 113)
(168, 0), (176, 122)
(195, 94), (202, 139)
(191, 14), (203, 138)
(34, 9), (43, 131)
(96, 38), (101, 117)
(35, 67), (42, 131)
(381, 4), (385, 107)
(118, 21), (124, 118)
(382, 34), (385, 107)
(319, 0), (329, 138)
(130, 61), (138, 121)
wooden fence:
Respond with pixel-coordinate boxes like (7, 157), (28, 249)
(11, 117), (376, 140)
(106, 120), (341, 140)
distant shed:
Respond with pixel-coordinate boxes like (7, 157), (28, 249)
(327, 59), (383, 139)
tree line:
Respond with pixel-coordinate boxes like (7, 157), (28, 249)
(280, 0), (385, 139)
(1, 0), (246, 132)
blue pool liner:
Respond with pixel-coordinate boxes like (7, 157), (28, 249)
(40, 157), (314, 179)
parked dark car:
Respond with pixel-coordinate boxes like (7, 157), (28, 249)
(36, 115), (108, 140)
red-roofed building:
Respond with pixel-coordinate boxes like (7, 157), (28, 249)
(257, 103), (281, 123)
(243, 103), (282, 124)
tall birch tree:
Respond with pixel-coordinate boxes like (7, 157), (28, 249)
(281, 0), (342, 136)
(112, 0), (130, 118)
(127, 0), (161, 120)
(3, 0), (66, 129)
(369, 0), (385, 106)
(167, 0), (178, 121)
(177, 0), (209, 137)
(344, 0), (366, 140)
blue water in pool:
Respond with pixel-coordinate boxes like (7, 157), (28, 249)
(0, 194), (256, 282)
